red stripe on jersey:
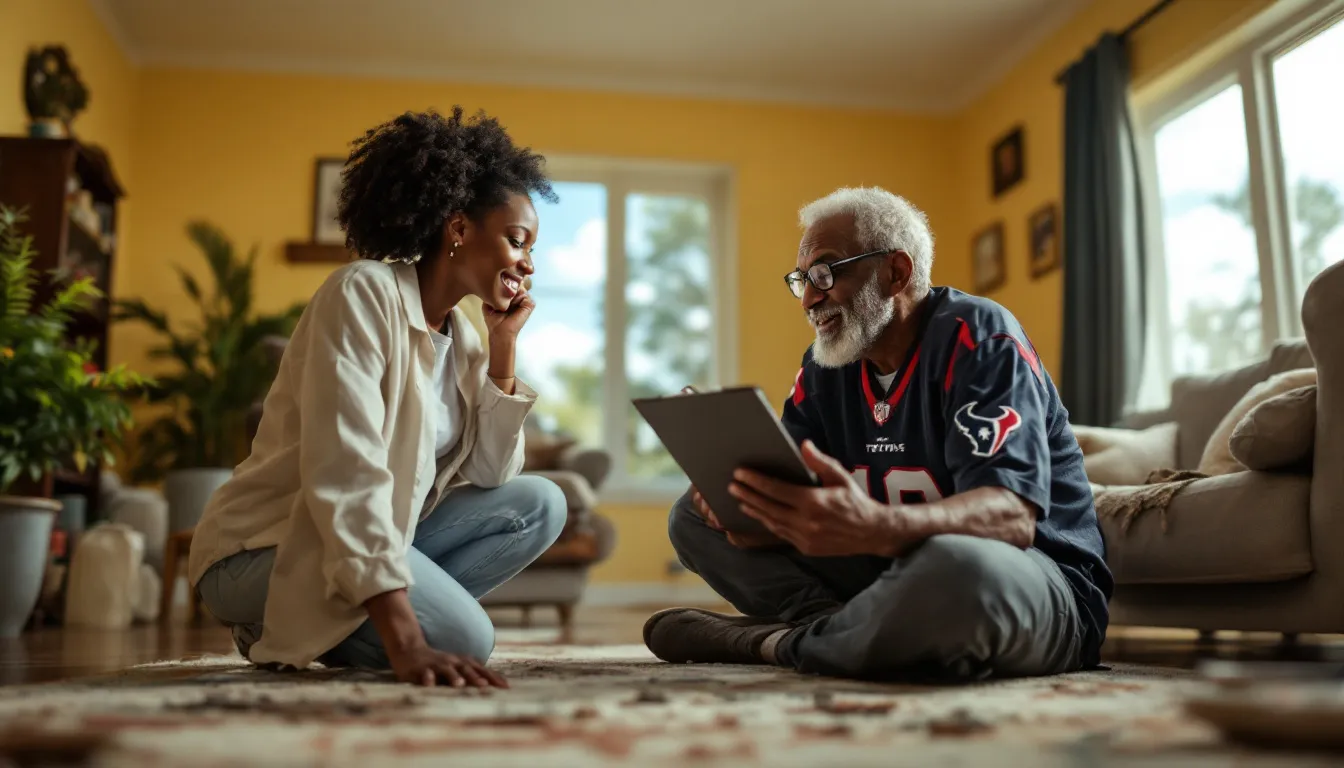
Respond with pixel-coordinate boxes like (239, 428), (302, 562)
(992, 332), (1043, 383)
(861, 347), (921, 426)
(943, 319), (979, 392)
(790, 367), (805, 405)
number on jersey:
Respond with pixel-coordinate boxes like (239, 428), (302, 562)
(851, 467), (945, 504)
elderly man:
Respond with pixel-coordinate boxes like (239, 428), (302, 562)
(644, 187), (1112, 682)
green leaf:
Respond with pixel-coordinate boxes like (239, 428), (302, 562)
(176, 266), (203, 303)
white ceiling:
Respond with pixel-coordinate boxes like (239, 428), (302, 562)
(90, 0), (1092, 113)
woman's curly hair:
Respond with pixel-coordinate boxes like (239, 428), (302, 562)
(337, 107), (557, 263)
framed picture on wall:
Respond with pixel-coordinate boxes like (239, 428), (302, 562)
(1028, 202), (1060, 278)
(991, 126), (1025, 197)
(972, 221), (1005, 294)
(311, 157), (345, 245)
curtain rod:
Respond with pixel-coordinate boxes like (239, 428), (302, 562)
(1053, 0), (1178, 84)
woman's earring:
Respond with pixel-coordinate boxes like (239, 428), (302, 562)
(450, 240), (462, 259)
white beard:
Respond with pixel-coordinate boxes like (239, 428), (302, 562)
(809, 270), (896, 368)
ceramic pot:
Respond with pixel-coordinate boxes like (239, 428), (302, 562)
(164, 468), (232, 533)
(0, 495), (60, 637)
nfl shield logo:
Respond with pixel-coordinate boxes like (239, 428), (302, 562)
(873, 401), (891, 425)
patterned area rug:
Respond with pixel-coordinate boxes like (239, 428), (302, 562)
(0, 644), (1331, 766)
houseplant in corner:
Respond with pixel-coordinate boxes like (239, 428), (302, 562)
(0, 206), (142, 637)
(115, 222), (304, 533)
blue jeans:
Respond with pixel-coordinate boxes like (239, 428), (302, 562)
(196, 476), (566, 668)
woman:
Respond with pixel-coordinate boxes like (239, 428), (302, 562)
(188, 108), (567, 689)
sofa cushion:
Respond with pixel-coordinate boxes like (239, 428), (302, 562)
(1170, 362), (1269, 469)
(1265, 338), (1313, 376)
(1230, 385), (1316, 471)
(1168, 339), (1312, 469)
(1198, 368), (1316, 475)
(1099, 471), (1313, 585)
(1073, 422), (1178, 486)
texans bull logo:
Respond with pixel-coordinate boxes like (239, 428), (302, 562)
(954, 402), (1022, 457)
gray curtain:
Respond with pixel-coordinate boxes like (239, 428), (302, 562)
(1060, 32), (1146, 427)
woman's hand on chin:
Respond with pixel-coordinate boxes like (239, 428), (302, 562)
(482, 289), (535, 341)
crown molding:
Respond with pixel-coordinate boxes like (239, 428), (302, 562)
(942, 0), (1093, 111)
(86, 0), (143, 67)
(131, 49), (963, 114)
(88, 0), (1090, 116)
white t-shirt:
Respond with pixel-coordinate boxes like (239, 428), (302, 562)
(428, 326), (464, 460)
(875, 369), (898, 393)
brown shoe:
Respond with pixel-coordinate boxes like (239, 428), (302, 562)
(642, 608), (791, 665)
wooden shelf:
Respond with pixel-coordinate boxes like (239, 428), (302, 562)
(66, 215), (112, 261)
(285, 242), (353, 263)
(0, 135), (122, 519)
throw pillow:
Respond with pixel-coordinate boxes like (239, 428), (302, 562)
(1072, 422), (1179, 486)
(1198, 367), (1317, 476)
(1229, 384), (1316, 471)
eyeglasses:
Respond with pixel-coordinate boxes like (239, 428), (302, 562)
(783, 249), (894, 299)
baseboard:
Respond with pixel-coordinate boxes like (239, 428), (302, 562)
(579, 581), (724, 607)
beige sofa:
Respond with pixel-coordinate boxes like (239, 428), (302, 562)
(1097, 260), (1343, 637)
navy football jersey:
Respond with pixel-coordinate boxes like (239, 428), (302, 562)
(782, 286), (1113, 666)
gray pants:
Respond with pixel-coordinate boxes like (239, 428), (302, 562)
(668, 492), (1083, 682)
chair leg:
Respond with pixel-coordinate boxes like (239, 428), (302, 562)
(187, 576), (201, 623)
(160, 542), (178, 624)
(520, 605), (532, 629)
(1197, 630), (1216, 644)
(557, 603), (574, 643)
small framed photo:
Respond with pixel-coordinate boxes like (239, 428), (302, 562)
(991, 126), (1025, 198)
(1028, 203), (1061, 278)
(973, 221), (1005, 294)
(311, 158), (345, 245)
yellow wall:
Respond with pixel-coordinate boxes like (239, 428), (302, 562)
(946, 0), (1279, 378)
(1, 0), (139, 286)
(125, 68), (957, 582)
(5, 0), (1285, 584)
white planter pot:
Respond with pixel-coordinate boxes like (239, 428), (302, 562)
(0, 496), (60, 638)
(164, 468), (233, 533)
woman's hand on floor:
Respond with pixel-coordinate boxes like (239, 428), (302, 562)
(389, 643), (509, 689)
(365, 588), (509, 688)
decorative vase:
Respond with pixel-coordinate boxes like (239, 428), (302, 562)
(164, 468), (232, 533)
(0, 495), (60, 637)
(64, 522), (143, 629)
(27, 118), (65, 138)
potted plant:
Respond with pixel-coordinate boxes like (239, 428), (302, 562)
(114, 222), (304, 532)
(0, 207), (142, 637)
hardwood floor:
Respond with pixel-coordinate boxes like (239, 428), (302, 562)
(5, 604), (1343, 686)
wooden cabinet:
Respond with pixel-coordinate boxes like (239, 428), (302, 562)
(0, 136), (125, 515)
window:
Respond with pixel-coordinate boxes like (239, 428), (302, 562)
(515, 158), (734, 499)
(1273, 18), (1344, 294)
(1135, 1), (1344, 409)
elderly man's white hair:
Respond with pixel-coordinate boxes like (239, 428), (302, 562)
(798, 187), (935, 296)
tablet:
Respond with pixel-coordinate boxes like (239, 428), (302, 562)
(632, 387), (819, 534)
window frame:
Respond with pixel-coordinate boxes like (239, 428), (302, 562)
(1131, 0), (1344, 410)
(534, 154), (738, 504)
